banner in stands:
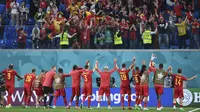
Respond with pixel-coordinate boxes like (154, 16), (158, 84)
(3, 88), (173, 107)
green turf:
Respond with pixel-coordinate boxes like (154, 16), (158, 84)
(0, 107), (197, 112)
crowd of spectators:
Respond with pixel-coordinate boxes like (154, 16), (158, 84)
(0, 0), (200, 49)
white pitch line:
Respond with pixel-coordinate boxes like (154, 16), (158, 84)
(188, 108), (200, 112)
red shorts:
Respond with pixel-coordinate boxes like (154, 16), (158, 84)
(5, 85), (14, 94)
(72, 86), (80, 96)
(98, 86), (110, 96)
(135, 85), (140, 96)
(140, 85), (149, 97)
(35, 88), (43, 96)
(174, 88), (183, 98)
(154, 84), (164, 95)
(82, 85), (92, 96)
(24, 87), (32, 96)
(54, 88), (66, 97)
(120, 86), (131, 95)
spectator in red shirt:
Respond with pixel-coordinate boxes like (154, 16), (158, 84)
(40, 23), (47, 49)
(129, 23), (137, 49)
(40, 0), (47, 11)
(120, 18), (129, 48)
(191, 18), (200, 49)
(17, 27), (27, 49)
(174, 1), (183, 17)
(6, 0), (12, 16)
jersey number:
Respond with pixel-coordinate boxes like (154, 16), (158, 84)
(25, 75), (32, 83)
(175, 78), (181, 86)
(7, 73), (11, 80)
(120, 74), (127, 81)
(84, 75), (88, 82)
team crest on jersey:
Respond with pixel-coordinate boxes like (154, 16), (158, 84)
(55, 77), (61, 84)
(157, 72), (163, 79)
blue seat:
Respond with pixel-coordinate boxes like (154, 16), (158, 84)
(0, 4), (5, 14)
(6, 32), (17, 39)
(0, 39), (5, 48)
(16, 0), (23, 3)
(4, 39), (14, 49)
(26, 4), (30, 9)
(194, 11), (199, 18)
(26, 39), (32, 49)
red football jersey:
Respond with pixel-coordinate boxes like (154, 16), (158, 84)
(132, 70), (140, 86)
(24, 73), (36, 88)
(96, 68), (116, 87)
(81, 70), (93, 86)
(70, 69), (83, 87)
(2, 69), (18, 86)
(172, 74), (187, 88)
(117, 69), (131, 88)
(43, 69), (56, 87)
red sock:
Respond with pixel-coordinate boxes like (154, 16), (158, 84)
(108, 100), (110, 105)
(88, 97), (91, 108)
(173, 102), (176, 106)
(26, 97), (31, 106)
(136, 97), (139, 105)
(7, 94), (11, 105)
(76, 99), (79, 106)
(121, 96), (124, 106)
(144, 102), (147, 108)
(63, 96), (68, 106)
(128, 95), (131, 107)
(157, 100), (161, 108)
(23, 95), (27, 103)
(53, 97), (58, 106)
(180, 105), (182, 107)
(82, 96), (86, 104)
(139, 97), (143, 104)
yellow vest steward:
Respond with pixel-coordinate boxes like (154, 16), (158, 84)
(114, 32), (123, 45)
(60, 32), (69, 45)
(143, 30), (152, 44)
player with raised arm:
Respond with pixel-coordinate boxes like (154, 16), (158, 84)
(116, 57), (135, 110)
(67, 61), (89, 109)
(80, 61), (96, 109)
(2, 64), (23, 108)
(137, 56), (156, 111)
(96, 59), (117, 110)
(172, 68), (197, 111)
(53, 68), (70, 109)
(43, 66), (57, 108)
(22, 69), (36, 108)
(149, 54), (172, 111)
(32, 70), (46, 108)
(133, 60), (145, 110)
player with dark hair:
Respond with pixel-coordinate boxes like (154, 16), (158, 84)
(53, 68), (70, 109)
(96, 59), (117, 110)
(67, 61), (89, 109)
(80, 61), (96, 109)
(33, 70), (46, 108)
(171, 68), (197, 111)
(149, 54), (172, 111)
(116, 57), (135, 110)
(43, 66), (57, 108)
(22, 69), (36, 108)
(2, 64), (23, 108)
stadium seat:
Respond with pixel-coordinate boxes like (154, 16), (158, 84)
(26, 39), (32, 49)
(194, 11), (199, 18)
(16, 0), (23, 3)
(4, 39), (14, 49)
(0, 4), (5, 14)
(26, 4), (30, 9)
(0, 39), (5, 48)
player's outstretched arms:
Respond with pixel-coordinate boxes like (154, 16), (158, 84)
(95, 61), (102, 74)
(187, 75), (197, 81)
(129, 57), (136, 70)
(109, 59), (117, 74)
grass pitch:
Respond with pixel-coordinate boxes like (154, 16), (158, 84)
(0, 107), (198, 112)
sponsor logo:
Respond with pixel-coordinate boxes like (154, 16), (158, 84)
(177, 89), (193, 106)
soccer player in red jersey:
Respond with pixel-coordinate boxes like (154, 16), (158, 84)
(67, 65), (84, 109)
(171, 68), (197, 111)
(132, 66), (141, 108)
(53, 68), (70, 109)
(116, 57), (135, 110)
(149, 54), (171, 111)
(32, 70), (46, 108)
(43, 66), (56, 108)
(80, 61), (96, 109)
(22, 69), (36, 108)
(96, 59), (117, 110)
(2, 64), (23, 108)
